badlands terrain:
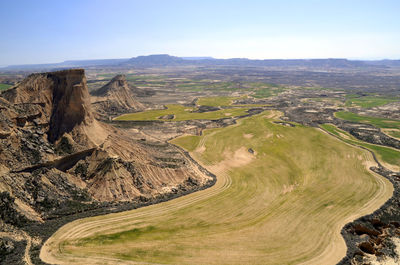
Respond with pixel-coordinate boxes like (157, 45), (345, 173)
(0, 56), (400, 264)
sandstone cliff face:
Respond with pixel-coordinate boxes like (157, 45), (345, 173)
(0, 69), (212, 225)
(91, 74), (144, 118)
(1, 69), (95, 144)
(47, 69), (94, 142)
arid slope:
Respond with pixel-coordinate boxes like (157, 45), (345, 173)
(0, 69), (211, 224)
(91, 74), (144, 118)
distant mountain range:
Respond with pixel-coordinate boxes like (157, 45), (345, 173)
(2, 54), (400, 70)
(2, 58), (130, 70)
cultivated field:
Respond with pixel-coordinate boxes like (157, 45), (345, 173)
(335, 111), (400, 129)
(320, 124), (400, 172)
(41, 112), (392, 265)
(335, 111), (400, 140)
(344, 94), (399, 108)
(196, 96), (241, 107)
(114, 104), (250, 121)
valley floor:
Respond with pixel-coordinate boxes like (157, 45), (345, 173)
(40, 112), (393, 265)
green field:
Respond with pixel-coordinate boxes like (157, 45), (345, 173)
(335, 111), (400, 130)
(197, 96), (240, 107)
(176, 81), (242, 92)
(335, 111), (400, 139)
(385, 129), (400, 139)
(345, 95), (398, 108)
(320, 124), (400, 171)
(196, 95), (269, 107)
(42, 112), (392, 265)
(0, 84), (12, 91)
(95, 74), (298, 97)
(248, 83), (328, 98)
(115, 104), (250, 121)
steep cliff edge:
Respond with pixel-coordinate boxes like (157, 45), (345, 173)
(0, 70), (213, 263)
(47, 70), (94, 143)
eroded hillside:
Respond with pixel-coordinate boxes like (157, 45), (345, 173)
(0, 69), (213, 264)
(90, 74), (145, 119)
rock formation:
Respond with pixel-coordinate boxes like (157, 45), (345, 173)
(91, 74), (144, 118)
(0, 69), (212, 226)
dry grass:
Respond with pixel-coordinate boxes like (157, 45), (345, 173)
(41, 112), (392, 265)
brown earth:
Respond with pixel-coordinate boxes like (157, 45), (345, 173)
(0, 69), (211, 238)
(90, 74), (145, 119)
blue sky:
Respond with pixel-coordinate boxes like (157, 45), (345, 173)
(1, 0), (399, 65)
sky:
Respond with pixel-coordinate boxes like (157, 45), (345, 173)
(0, 0), (399, 66)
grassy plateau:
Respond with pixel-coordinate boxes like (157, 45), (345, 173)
(41, 112), (392, 265)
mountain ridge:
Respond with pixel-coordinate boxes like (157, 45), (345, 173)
(3, 55), (400, 70)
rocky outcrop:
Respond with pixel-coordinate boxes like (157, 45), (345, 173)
(1, 69), (96, 144)
(91, 74), (144, 118)
(192, 105), (220, 113)
(338, 123), (400, 150)
(0, 69), (216, 264)
(0, 69), (212, 224)
(48, 69), (93, 142)
(339, 167), (400, 264)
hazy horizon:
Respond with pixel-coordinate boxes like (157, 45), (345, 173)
(3, 54), (400, 68)
(1, 0), (399, 66)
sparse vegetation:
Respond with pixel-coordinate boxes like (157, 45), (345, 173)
(48, 113), (391, 265)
